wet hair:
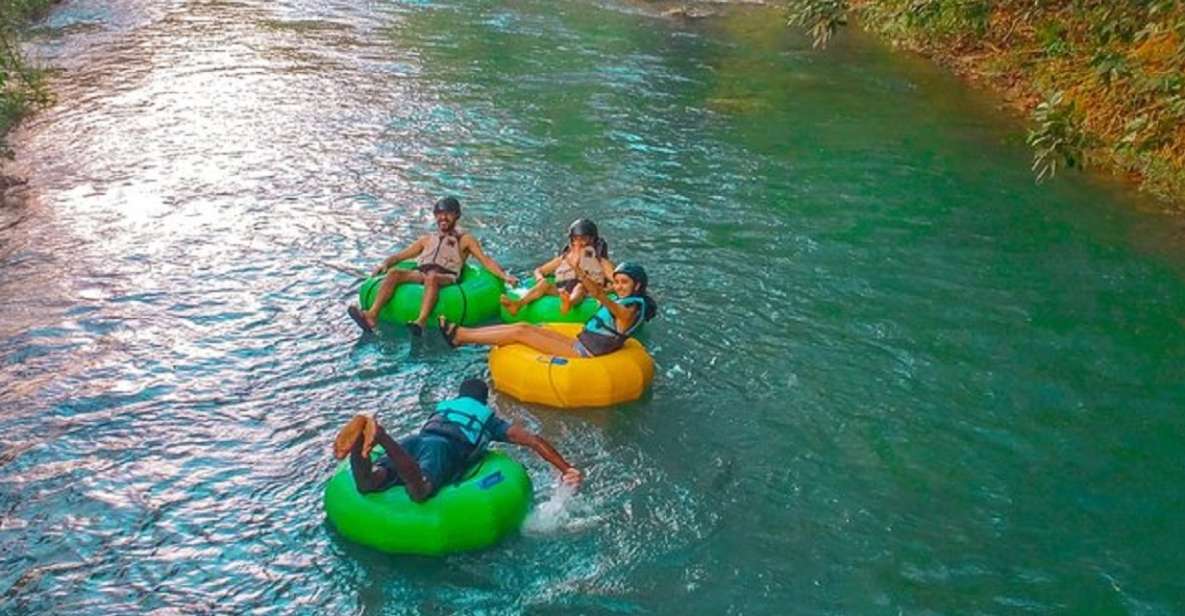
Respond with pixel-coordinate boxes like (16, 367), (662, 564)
(458, 378), (489, 404)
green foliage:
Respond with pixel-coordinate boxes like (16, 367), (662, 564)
(1084, 4), (1143, 47)
(1027, 91), (1096, 182)
(786, 0), (848, 48)
(843, 0), (994, 42)
(905, 0), (991, 37)
(1089, 50), (1130, 85)
(1036, 20), (1070, 57)
(784, 0), (1185, 204)
(0, 0), (56, 157)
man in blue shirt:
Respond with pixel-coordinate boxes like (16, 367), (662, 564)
(333, 379), (581, 501)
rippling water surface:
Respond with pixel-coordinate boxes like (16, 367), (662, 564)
(4, 0), (1185, 613)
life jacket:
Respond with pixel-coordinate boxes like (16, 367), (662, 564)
(555, 245), (607, 285)
(576, 296), (645, 356)
(419, 396), (496, 459)
(415, 229), (465, 276)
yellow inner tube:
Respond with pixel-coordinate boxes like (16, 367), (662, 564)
(489, 323), (654, 409)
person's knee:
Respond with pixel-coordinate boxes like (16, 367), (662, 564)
(384, 269), (404, 282)
(408, 481), (435, 503)
(424, 273), (441, 288)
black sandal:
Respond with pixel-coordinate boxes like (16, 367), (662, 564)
(348, 305), (374, 333)
(438, 316), (459, 348)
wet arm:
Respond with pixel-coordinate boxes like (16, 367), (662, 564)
(535, 256), (563, 281)
(465, 236), (517, 284)
(506, 424), (573, 474)
(573, 262), (634, 325)
(572, 261), (609, 302)
(376, 239), (425, 274)
(598, 258), (616, 284)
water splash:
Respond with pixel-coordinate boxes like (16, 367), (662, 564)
(523, 481), (603, 535)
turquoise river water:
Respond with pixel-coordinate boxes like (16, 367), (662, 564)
(2, 0), (1185, 613)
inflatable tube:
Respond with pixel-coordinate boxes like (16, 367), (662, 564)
(359, 260), (503, 327)
(489, 323), (654, 408)
(498, 277), (609, 324)
(324, 449), (531, 556)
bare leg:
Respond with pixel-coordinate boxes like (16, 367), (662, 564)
(568, 284), (587, 306)
(498, 294), (520, 316)
(500, 281), (556, 315)
(451, 322), (523, 336)
(444, 317), (582, 357)
(373, 425), (433, 502)
(348, 423), (433, 501)
(413, 272), (456, 328)
(561, 283), (585, 314)
(347, 429), (388, 493)
(365, 269), (425, 325)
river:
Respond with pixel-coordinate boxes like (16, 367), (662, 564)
(2, 0), (1184, 613)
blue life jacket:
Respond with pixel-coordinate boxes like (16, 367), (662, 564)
(420, 396), (496, 456)
(577, 296), (645, 356)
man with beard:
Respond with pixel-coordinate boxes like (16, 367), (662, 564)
(348, 196), (518, 335)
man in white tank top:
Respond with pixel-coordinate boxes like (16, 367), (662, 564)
(347, 197), (518, 335)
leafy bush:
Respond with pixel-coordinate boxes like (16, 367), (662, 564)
(0, 0), (56, 157)
(1028, 91), (1096, 181)
(783, 0), (1185, 204)
(786, 0), (849, 48)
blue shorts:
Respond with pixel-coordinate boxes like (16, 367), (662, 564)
(375, 433), (469, 493)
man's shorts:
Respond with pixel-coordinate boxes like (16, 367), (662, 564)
(375, 433), (469, 493)
(415, 263), (459, 284)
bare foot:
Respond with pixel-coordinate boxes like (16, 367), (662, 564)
(334, 415), (368, 460)
(362, 416), (377, 457)
(499, 294), (520, 316)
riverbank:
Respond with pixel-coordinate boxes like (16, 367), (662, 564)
(0, 0), (56, 183)
(848, 1), (1185, 207)
(655, 1), (1185, 207)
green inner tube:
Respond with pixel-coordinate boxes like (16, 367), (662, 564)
(498, 276), (611, 324)
(359, 260), (504, 327)
(324, 448), (532, 556)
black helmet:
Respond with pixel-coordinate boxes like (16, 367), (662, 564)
(433, 197), (462, 215)
(458, 378), (489, 404)
(613, 262), (648, 292)
(567, 218), (599, 240)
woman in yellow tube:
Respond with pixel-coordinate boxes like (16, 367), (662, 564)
(439, 258), (656, 357)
